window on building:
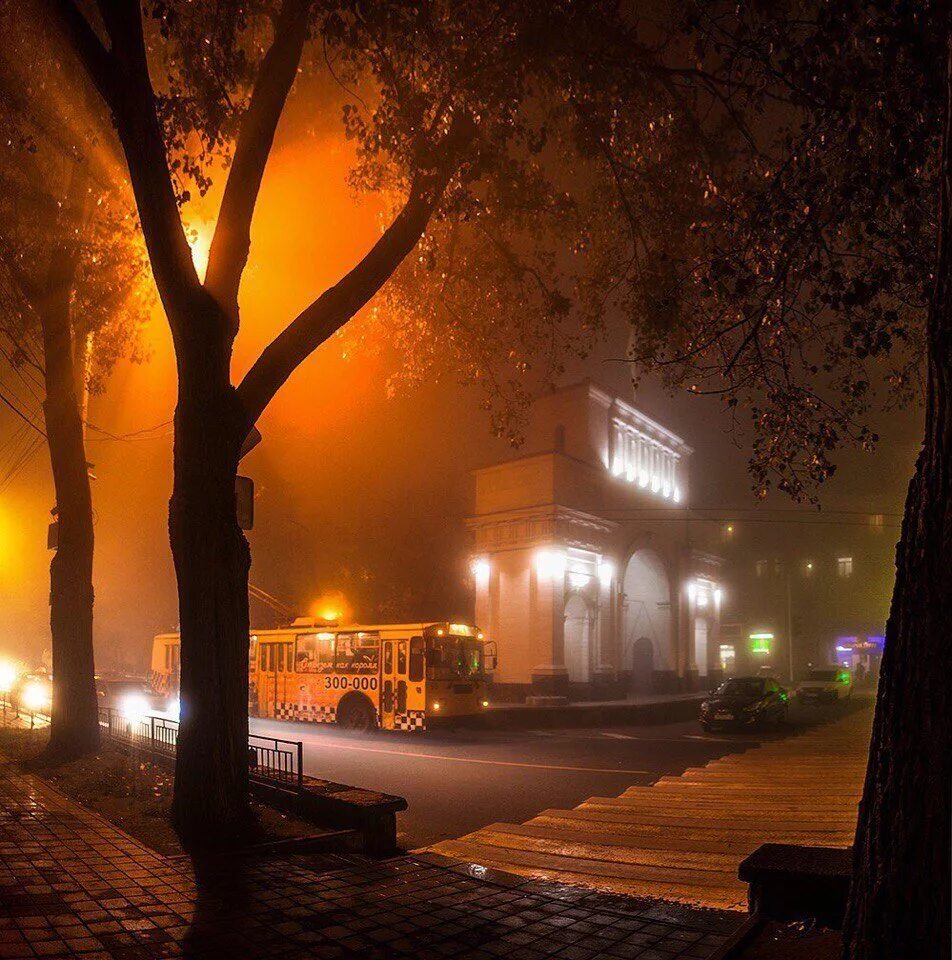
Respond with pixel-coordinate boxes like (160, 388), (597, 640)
(755, 559), (768, 578)
(837, 557), (854, 578)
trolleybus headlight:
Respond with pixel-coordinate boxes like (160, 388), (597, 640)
(119, 693), (150, 724)
(432, 702), (441, 711)
(482, 700), (490, 708)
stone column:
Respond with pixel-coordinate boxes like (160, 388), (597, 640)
(529, 554), (569, 705)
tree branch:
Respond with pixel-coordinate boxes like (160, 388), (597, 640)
(237, 114), (475, 424)
(85, 0), (201, 334)
(43, 0), (117, 108)
(204, 0), (310, 321)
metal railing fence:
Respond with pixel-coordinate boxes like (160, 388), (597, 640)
(98, 707), (303, 792)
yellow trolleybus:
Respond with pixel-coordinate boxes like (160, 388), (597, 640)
(151, 620), (496, 732)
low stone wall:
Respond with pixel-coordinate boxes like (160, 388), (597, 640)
(251, 776), (407, 856)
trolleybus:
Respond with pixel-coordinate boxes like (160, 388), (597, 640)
(151, 620), (496, 732)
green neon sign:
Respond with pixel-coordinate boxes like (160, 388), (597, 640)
(749, 632), (773, 655)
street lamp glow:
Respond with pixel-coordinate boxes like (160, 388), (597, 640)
(597, 560), (614, 588)
(534, 549), (566, 581)
(569, 571), (589, 590)
(471, 556), (490, 586)
(0, 660), (17, 694)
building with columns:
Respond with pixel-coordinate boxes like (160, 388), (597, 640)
(470, 381), (724, 703)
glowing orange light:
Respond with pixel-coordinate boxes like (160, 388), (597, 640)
(310, 591), (351, 624)
(187, 222), (214, 283)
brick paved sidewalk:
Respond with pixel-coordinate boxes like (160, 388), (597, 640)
(0, 756), (739, 959)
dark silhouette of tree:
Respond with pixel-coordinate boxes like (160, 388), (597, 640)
(0, 18), (150, 760)
(35, 0), (705, 846)
(617, 3), (948, 956)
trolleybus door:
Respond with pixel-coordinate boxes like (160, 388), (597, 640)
(259, 640), (294, 719)
(381, 640), (396, 729)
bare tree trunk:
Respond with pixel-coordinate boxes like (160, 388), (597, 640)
(842, 27), (952, 960)
(39, 248), (99, 761)
(169, 333), (256, 848)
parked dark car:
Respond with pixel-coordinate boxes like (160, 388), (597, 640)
(699, 676), (789, 731)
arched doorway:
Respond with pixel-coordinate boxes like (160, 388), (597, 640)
(622, 548), (673, 692)
(631, 637), (655, 693)
(564, 594), (593, 683)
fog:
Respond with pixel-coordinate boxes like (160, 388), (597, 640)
(0, 121), (922, 673)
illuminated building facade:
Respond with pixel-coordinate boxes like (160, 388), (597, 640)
(469, 381), (723, 703)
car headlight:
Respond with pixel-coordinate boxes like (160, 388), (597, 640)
(22, 680), (50, 712)
(119, 693), (150, 723)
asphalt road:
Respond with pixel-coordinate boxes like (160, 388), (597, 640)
(250, 699), (863, 850)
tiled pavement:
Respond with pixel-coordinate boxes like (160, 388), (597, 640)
(0, 757), (740, 959)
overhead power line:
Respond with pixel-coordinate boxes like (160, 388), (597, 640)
(0, 387), (45, 437)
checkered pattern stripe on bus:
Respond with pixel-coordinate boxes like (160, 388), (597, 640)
(272, 702), (337, 723)
(393, 710), (426, 732)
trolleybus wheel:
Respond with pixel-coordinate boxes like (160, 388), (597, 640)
(337, 695), (376, 733)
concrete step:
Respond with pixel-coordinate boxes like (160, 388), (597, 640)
(466, 824), (739, 872)
(434, 836), (742, 890)
(426, 709), (871, 913)
(617, 789), (859, 808)
(523, 816), (853, 853)
(645, 782), (862, 799)
(529, 811), (854, 843)
(575, 797), (856, 823)
(619, 785), (860, 810)
(427, 839), (748, 910)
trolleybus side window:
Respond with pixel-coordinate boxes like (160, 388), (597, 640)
(296, 633), (335, 673)
(397, 641), (407, 675)
(336, 632), (379, 673)
(259, 645), (268, 671)
(409, 637), (424, 682)
(383, 640), (393, 674)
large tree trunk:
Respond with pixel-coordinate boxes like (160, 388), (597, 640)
(169, 336), (256, 849)
(39, 252), (100, 761)
(842, 29), (952, 960)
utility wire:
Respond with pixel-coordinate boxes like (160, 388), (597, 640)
(0, 386), (45, 437)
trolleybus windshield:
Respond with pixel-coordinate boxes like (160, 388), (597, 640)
(426, 636), (484, 680)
